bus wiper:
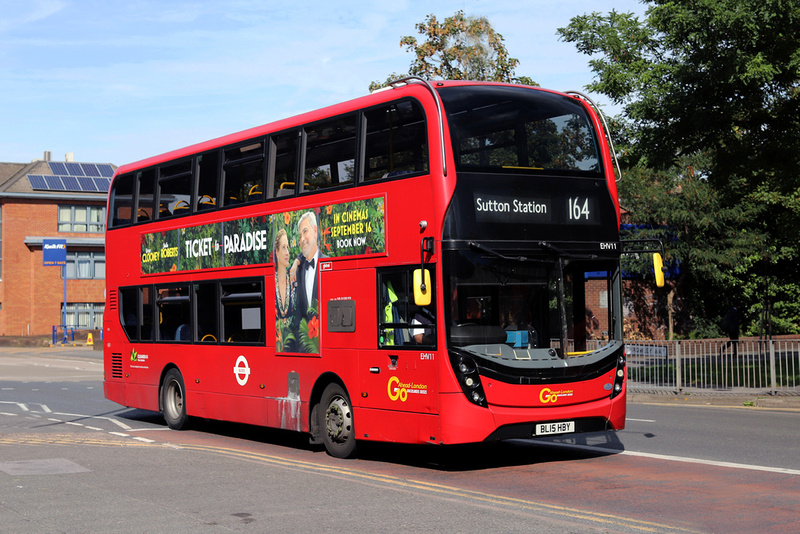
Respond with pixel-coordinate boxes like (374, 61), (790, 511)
(538, 241), (566, 255)
(538, 241), (598, 260)
(468, 241), (542, 263)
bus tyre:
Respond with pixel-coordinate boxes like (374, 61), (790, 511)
(320, 383), (356, 458)
(161, 368), (189, 430)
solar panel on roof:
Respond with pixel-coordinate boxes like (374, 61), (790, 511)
(97, 164), (114, 177)
(77, 176), (97, 191)
(95, 177), (111, 191)
(49, 162), (68, 175)
(44, 175), (63, 189)
(64, 162), (84, 176)
(81, 163), (100, 177)
(61, 176), (81, 191)
(26, 161), (113, 194)
(28, 175), (48, 190)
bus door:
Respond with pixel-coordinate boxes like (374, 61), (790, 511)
(359, 268), (439, 414)
(214, 278), (269, 426)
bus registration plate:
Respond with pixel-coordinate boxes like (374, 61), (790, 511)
(535, 421), (575, 436)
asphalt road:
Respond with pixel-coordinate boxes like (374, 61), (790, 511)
(2, 346), (800, 533)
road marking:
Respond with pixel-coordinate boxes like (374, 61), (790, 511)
(1, 401), (51, 413)
(627, 418), (656, 422)
(54, 412), (132, 431)
(540, 441), (800, 476)
(621, 449), (800, 475)
(176, 443), (702, 534)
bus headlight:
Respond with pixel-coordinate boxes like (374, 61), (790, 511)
(611, 352), (626, 399)
(449, 350), (488, 407)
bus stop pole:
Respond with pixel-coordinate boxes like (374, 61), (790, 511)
(62, 264), (67, 337)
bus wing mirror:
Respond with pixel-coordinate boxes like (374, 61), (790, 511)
(413, 269), (432, 306)
(653, 253), (665, 288)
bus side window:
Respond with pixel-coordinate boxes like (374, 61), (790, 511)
(364, 99), (429, 181)
(140, 286), (154, 341)
(221, 280), (265, 344)
(378, 269), (436, 348)
(156, 285), (191, 342)
(195, 282), (218, 343)
(223, 141), (265, 207)
(272, 131), (298, 198)
(137, 169), (156, 222)
(158, 160), (192, 220)
(197, 150), (220, 212)
(303, 114), (357, 191)
(109, 172), (135, 227)
(119, 287), (139, 341)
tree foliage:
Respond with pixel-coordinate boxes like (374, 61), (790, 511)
(370, 11), (536, 90)
(560, 0), (800, 336)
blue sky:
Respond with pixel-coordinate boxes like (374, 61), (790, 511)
(0, 0), (647, 167)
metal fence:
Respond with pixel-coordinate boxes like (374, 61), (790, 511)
(624, 339), (800, 394)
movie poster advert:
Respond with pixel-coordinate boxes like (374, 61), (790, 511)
(139, 195), (386, 354)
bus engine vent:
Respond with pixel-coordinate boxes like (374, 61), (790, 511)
(108, 289), (118, 311)
(111, 352), (123, 379)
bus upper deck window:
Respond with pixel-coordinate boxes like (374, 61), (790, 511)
(303, 115), (357, 191)
(197, 150), (220, 212)
(158, 160), (192, 219)
(364, 99), (429, 181)
(223, 142), (265, 207)
(273, 132), (298, 198)
(137, 169), (155, 223)
(109, 173), (135, 227)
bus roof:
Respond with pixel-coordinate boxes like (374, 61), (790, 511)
(112, 80), (578, 177)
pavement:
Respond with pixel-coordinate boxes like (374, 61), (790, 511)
(2, 345), (799, 410)
(628, 391), (800, 410)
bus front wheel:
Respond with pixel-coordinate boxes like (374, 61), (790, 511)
(320, 383), (356, 458)
(161, 368), (189, 430)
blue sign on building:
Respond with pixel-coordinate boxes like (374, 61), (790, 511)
(43, 239), (67, 266)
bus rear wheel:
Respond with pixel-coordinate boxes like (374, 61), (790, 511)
(320, 383), (356, 458)
(161, 368), (189, 430)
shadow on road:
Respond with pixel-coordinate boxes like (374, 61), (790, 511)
(114, 407), (624, 471)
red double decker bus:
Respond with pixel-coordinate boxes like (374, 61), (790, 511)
(104, 78), (627, 458)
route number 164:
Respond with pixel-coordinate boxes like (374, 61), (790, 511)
(568, 197), (590, 221)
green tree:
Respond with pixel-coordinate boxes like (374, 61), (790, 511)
(559, 1), (800, 336)
(370, 10), (536, 90)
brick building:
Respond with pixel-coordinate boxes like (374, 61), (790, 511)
(0, 152), (114, 336)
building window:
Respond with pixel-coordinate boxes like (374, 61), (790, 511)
(64, 251), (105, 279)
(63, 302), (104, 329)
(58, 205), (105, 233)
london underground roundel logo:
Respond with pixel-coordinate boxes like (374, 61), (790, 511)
(234, 355), (250, 386)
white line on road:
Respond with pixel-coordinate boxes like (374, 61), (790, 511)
(627, 418), (656, 423)
(53, 412), (132, 431)
(542, 441), (800, 476)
